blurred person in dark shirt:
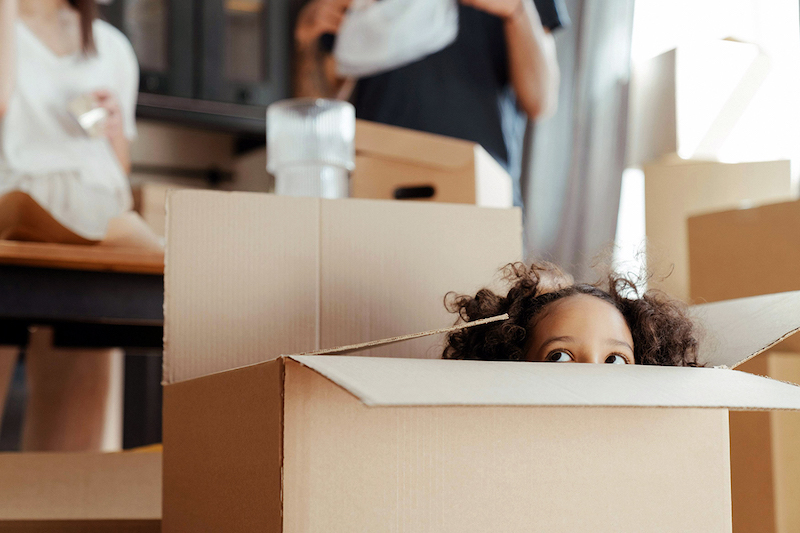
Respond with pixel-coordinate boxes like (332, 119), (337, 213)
(293, 0), (561, 205)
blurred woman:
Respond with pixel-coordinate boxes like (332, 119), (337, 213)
(0, 0), (139, 450)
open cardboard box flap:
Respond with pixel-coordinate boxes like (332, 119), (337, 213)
(283, 290), (800, 411)
(287, 356), (800, 410)
(356, 119), (486, 170)
(690, 290), (800, 368)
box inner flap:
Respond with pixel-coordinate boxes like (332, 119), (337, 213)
(164, 190), (521, 384)
(690, 291), (800, 368)
(288, 355), (800, 410)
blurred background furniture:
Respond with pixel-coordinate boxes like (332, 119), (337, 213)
(0, 239), (164, 451)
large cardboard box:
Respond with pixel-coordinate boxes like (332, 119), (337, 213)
(351, 120), (513, 208)
(628, 40), (771, 166)
(162, 292), (800, 532)
(689, 200), (800, 533)
(644, 159), (793, 300)
(0, 451), (161, 532)
(164, 191), (521, 383)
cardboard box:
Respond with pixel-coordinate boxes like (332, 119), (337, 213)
(162, 291), (800, 532)
(351, 120), (513, 208)
(628, 40), (770, 166)
(0, 451), (161, 532)
(729, 353), (800, 533)
(689, 200), (800, 533)
(687, 199), (800, 350)
(644, 159), (793, 300)
(164, 191), (521, 383)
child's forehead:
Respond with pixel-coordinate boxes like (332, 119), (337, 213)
(533, 293), (628, 329)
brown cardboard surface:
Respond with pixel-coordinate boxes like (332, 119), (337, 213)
(0, 452), (161, 521)
(164, 190), (522, 384)
(770, 353), (800, 533)
(730, 355), (778, 533)
(355, 119), (476, 170)
(290, 355), (800, 410)
(351, 120), (513, 207)
(688, 200), (800, 352)
(689, 200), (800, 302)
(0, 521), (158, 532)
(728, 352), (800, 533)
(162, 358), (282, 532)
(164, 191), (319, 384)
(644, 159), (793, 300)
(283, 359), (732, 532)
(690, 291), (800, 368)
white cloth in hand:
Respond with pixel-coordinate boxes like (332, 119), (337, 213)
(334, 0), (459, 78)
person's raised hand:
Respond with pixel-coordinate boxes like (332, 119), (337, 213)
(459, 0), (523, 20)
(295, 0), (352, 50)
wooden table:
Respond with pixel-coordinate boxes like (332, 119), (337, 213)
(0, 238), (165, 449)
(0, 240), (164, 348)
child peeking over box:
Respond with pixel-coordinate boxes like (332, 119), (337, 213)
(443, 262), (700, 366)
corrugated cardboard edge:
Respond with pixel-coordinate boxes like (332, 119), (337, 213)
(296, 313), (509, 356)
(729, 328), (800, 370)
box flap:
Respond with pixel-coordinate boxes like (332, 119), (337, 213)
(164, 190), (521, 383)
(356, 120), (477, 170)
(288, 355), (800, 411)
(690, 291), (800, 368)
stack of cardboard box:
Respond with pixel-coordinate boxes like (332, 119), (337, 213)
(633, 44), (800, 531)
(690, 200), (800, 533)
(630, 41), (796, 301)
(161, 190), (800, 532)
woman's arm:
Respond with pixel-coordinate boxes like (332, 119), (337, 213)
(460, 0), (560, 120)
(0, 0), (17, 118)
(503, 1), (559, 119)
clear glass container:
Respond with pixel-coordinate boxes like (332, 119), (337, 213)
(266, 99), (355, 199)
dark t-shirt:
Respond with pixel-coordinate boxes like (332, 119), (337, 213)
(351, 5), (523, 173)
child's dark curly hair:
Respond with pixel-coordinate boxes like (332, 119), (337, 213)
(443, 262), (700, 366)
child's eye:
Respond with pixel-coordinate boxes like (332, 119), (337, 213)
(546, 351), (573, 362)
(605, 354), (628, 364)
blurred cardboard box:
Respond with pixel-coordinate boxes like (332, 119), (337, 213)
(0, 451), (161, 532)
(132, 181), (198, 238)
(629, 40), (770, 166)
(687, 198), (800, 350)
(162, 290), (800, 532)
(352, 120), (513, 207)
(644, 159), (793, 301)
(689, 200), (800, 533)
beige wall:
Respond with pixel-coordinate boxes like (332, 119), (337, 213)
(130, 120), (271, 235)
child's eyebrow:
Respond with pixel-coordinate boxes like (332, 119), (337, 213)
(607, 338), (633, 351)
(540, 336), (577, 349)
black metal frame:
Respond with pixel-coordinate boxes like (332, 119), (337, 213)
(101, 0), (293, 133)
(0, 265), (163, 348)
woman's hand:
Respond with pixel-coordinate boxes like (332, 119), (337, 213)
(92, 89), (131, 174)
(295, 0), (351, 50)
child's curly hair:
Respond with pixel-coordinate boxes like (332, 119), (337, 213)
(443, 262), (700, 366)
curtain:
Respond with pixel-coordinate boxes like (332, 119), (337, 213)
(521, 0), (636, 281)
